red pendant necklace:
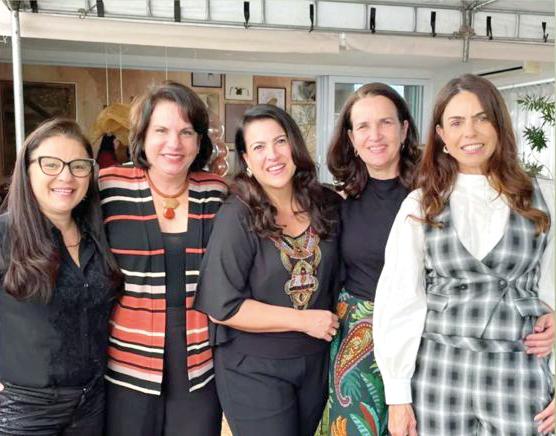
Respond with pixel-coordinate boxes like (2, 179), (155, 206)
(145, 171), (188, 219)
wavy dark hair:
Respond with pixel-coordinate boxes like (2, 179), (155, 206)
(1, 118), (123, 301)
(233, 104), (337, 239)
(129, 81), (212, 171)
(327, 82), (421, 198)
(418, 74), (549, 233)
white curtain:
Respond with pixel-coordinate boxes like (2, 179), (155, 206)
(500, 81), (555, 179)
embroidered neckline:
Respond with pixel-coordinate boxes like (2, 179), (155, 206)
(270, 226), (321, 310)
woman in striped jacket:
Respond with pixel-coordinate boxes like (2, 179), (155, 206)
(99, 81), (227, 436)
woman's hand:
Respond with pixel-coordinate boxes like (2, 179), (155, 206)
(535, 399), (554, 434)
(299, 310), (339, 342)
(524, 313), (554, 357)
(388, 404), (417, 436)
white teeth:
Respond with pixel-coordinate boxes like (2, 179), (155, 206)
(267, 164), (285, 172)
(462, 143), (483, 151)
(52, 188), (72, 193)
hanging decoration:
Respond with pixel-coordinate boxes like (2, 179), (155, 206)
(207, 110), (229, 177)
(90, 45), (131, 159)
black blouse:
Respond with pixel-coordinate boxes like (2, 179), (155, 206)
(341, 176), (408, 301)
(161, 231), (187, 308)
(0, 214), (116, 388)
(195, 194), (341, 358)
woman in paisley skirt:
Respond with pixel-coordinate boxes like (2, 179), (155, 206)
(322, 83), (421, 436)
(195, 105), (342, 436)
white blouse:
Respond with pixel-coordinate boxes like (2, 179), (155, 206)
(373, 174), (555, 405)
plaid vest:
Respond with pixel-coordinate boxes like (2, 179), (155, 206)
(422, 180), (551, 352)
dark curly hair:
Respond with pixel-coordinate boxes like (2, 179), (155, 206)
(233, 104), (338, 239)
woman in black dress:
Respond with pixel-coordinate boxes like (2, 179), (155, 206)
(324, 83), (421, 435)
(0, 118), (121, 435)
(195, 104), (342, 436)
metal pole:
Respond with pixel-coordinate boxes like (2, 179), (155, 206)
(11, 8), (25, 152)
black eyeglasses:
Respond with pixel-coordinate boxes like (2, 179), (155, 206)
(30, 156), (96, 178)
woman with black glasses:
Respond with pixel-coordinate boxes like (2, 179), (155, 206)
(0, 118), (122, 435)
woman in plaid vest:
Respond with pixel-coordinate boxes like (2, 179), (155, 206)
(374, 74), (554, 436)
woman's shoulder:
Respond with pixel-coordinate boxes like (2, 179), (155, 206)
(218, 193), (250, 218)
(98, 163), (143, 179)
(189, 171), (229, 196)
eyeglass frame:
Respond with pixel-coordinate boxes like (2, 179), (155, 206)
(29, 156), (97, 178)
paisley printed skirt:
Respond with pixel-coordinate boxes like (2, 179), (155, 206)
(320, 289), (388, 436)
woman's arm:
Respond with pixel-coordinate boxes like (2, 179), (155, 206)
(210, 299), (339, 341)
(374, 192), (428, 405)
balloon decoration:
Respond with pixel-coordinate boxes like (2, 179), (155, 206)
(207, 111), (229, 177)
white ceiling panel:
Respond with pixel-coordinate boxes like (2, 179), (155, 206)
(474, 12), (517, 38)
(36, 0), (86, 13)
(149, 0), (174, 19)
(369, 4), (415, 32)
(318, 2), (366, 29)
(103, 0), (148, 17)
(181, 0), (208, 20)
(209, 0), (263, 24)
(519, 14), (554, 40)
(264, 0), (314, 26)
(416, 8), (461, 34)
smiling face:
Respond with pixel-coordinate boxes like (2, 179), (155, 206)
(436, 91), (498, 175)
(242, 118), (296, 195)
(144, 100), (200, 180)
(28, 135), (91, 223)
(348, 95), (408, 180)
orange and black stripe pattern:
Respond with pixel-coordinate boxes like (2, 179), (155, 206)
(99, 165), (228, 395)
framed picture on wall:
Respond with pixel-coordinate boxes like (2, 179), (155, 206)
(291, 80), (316, 102)
(225, 103), (252, 144)
(225, 74), (253, 101)
(191, 72), (222, 88)
(0, 81), (76, 178)
(257, 87), (286, 109)
(196, 92), (220, 117)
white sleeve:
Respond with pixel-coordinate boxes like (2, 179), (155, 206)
(373, 190), (428, 405)
(537, 178), (554, 310)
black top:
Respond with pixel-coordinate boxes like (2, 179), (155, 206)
(0, 214), (116, 388)
(161, 232), (187, 308)
(195, 193), (342, 358)
(341, 176), (408, 300)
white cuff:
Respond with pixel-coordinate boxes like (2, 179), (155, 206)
(383, 377), (413, 405)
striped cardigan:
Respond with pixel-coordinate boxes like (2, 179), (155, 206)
(98, 165), (228, 395)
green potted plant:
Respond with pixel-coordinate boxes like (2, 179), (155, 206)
(517, 95), (555, 178)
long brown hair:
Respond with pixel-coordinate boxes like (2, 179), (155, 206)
(418, 74), (549, 233)
(129, 81), (212, 171)
(233, 104), (337, 239)
(327, 82), (421, 198)
(1, 118), (122, 301)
